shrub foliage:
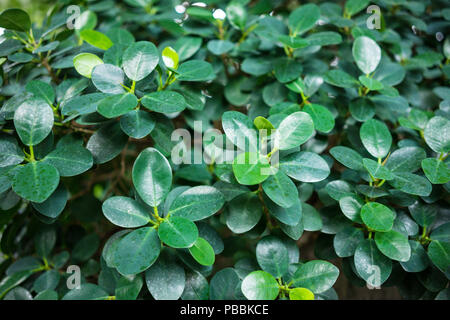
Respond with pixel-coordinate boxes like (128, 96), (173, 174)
(0, 0), (449, 300)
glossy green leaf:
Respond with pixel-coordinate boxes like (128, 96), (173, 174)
(122, 41), (159, 81)
(274, 112), (314, 150)
(141, 91), (186, 113)
(226, 192), (262, 234)
(288, 4), (320, 36)
(354, 239), (392, 287)
(169, 186), (225, 221)
(360, 202), (394, 232)
(132, 148), (172, 207)
(291, 260), (339, 294)
(97, 93), (138, 118)
(256, 236), (289, 278)
(375, 230), (411, 262)
(0, 9), (31, 32)
(352, 36), (381, 74)
(189, 237), (215, 266)
(303, 104), (335, 133)
(360, 118), (392, 158)
(176, 60), (215, 82)
(158, 216), (198, 248)
(80, 30), (113, 50)
(102, 196), (151, 228)
(280, 151), (330, 182)
(13, 97), (54, 146)
(114, 227), (161, 275)
(422, 158), (450, 184)
(241, 271), (279, 300)
(232, 152), (271, 185)
(12, 162), (59, 203)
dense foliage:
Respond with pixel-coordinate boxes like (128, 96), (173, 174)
(0, 0), (449, 301)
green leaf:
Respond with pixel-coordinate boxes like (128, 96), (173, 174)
(86, 122), (128, 164)
(0, 136), (24, 167)
(362, 158), (393, 180)
(114, 227), (161, 275)
(132, 148), (172, 207)
(62, 284), (109, 300)
(354, 239), (392, 287)
(280, 151), (330, 183)
(162, 46), (179, 69)
(360, 118), (392, 158)
(222, 111), (258, 152)
(333, 226), (365, 257)
(306, 31), (342, 46)
(339, 195), (364, 223)
(330, 146), (364, 171)
(169, 186), (225, 221)
(428, 240), (450, 273)
(289, 287), (314, 300)
(189, 237), (215, 266)
(226, 192), (262, 234)
(241, 271), (279, 300)
(43, 145), (93, 177)
(324, 69), (359, 88)
(232, 152), (271, 185)
(115, 274), (143, 300)
(422, 158), (450, 184)
(345, 0), (370, 17)
(360, 202), (394, 232)
(226, 2), (247, 31)
(102, 196), (151, 228)
(120, 110), (155, 139)
(158, 216), (198, 248)
(408, 201), (437, 227)
(385, 147), (426, 173)
(256, 236), (289, 278)
(389, 172), (432, 197)
(430, 222), (450, 242)
(174, 36), (202, 61)
(274, 57), (303, 83)
(209, 268), (241, 300)
(274, 112), (314, 150)
(400, 240), (429, 273)
(141, 91), (186, 113)
(145, 252), (185, 300)
(253, 116), (275, 135)
(375, 230), (411, 262)
(31, 183), (67, 219)
(288, 4), (320, 36)
(207, 40), (234, 55)
(262, 170), (297, 208)
(359, 75), (384, 91)
(80, 30), (113, 50)
(25, 80), (55, 106)
(0, 9), (31, 32)
(303, 104), (335, 134)
(97, 93), (138, 118)
(73, 53), (103, 78)
(352, 36), (381, 74)
(122, 41), (159, 81)
(12, 162), (59, 203)
(181, 271), (209, 300)
(277, 35), (309, 49)
(91, 63), (125, 94)
(291, 260), (339, 294)
(14, 97), (54, 146)
(266, 196), (302, 226)
(32, 270), (60, 293)
(176, 60), (215, 82)
(424, 116), (450, 153)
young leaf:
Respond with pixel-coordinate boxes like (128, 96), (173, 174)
(360, 118), (392, 159)
(73, 53), (103, 78)
(189, 237), (215, 266)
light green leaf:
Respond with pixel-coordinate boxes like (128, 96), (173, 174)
(102, 196), (151, 228)
(360, 202), (394, 232)
(274, 112), (314, 150)
(375, 230), (411, 262)
(73, 53), (103, 78)
(189, 237), (215, 266)
(241, 271), (279, 300)
(352, 36), (381, 74)
(158, 216), (199, 248)
(122, 41), (159, 81)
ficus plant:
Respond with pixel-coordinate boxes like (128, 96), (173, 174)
(0, 0), (448, 301)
